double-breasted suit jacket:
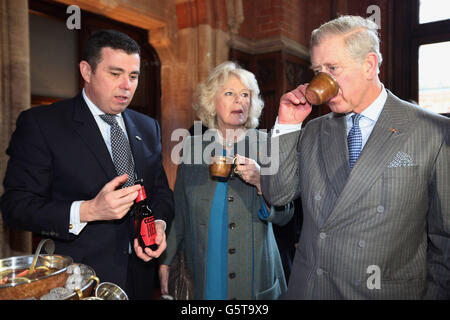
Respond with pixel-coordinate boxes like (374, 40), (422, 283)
(1, 94), (174, 290)
(261, 91), (450, 299)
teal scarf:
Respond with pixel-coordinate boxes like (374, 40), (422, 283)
(205, 179), (228, 299)
(204, 145), (270, 299)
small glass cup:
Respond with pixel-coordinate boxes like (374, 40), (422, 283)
(209, 156), (238, 181)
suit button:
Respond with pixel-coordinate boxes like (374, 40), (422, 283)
(228, 248), (236, 254)
(314, 194), (322, 201)
(229, 223), (236, 230)
(319, 232), (327, 240)
(358, 240), (366, 248)
(316, 268), (324, 276)
(228, 196), (234, 202)
(376, 205), (385, 213)
(229, 272), (236, 279)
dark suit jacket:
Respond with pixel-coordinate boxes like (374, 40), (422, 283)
(261, 91), (450, 299)
(1, 94), (174, 293)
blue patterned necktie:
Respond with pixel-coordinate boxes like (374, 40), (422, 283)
(348, 113), (363, 169)
(100, 114), (135, 187)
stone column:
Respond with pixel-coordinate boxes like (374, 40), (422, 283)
(0, 0), (32, 257)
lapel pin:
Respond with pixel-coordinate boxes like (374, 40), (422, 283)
(389, 128), (398, 134)
(135, 136), (142, 141)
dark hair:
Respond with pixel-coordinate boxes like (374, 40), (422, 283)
(82, 29), (141, 72)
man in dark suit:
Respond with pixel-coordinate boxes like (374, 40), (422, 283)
(1, 30), (174, 299)
(261, 16), (450, 299)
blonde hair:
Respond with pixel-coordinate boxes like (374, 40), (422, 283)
(193, 61), (264, 129)
(311, 15), (382, 72)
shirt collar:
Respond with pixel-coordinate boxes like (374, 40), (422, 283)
(346, 84), (387, 122)
(82, 89), (123, 119)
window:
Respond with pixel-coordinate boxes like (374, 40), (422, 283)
(418, 41), (450, 114)
(390, 0), (450, 116)
(419, 0), (450, 24)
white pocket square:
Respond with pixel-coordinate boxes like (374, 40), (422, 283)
(388, 151), (415, 168)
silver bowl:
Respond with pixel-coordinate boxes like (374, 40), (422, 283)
(0, 254), (72, 300)
(95, 282), (128, 300)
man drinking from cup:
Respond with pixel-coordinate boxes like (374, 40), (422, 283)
(261, 15), (450, 299)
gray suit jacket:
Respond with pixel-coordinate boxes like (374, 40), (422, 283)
(161, 130), (293, 300)
(261, 91), (450, 299)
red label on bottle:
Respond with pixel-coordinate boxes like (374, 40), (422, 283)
(140, 216), (156, 247)
(136, 186), (146, 202)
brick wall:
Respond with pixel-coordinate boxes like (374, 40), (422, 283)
(239, 0), (309, 46)
(176, 0), (228, 31)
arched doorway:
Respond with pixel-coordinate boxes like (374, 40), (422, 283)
(29, 0), (161, 121)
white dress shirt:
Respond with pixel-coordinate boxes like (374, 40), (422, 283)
(345, 87), (387, 149)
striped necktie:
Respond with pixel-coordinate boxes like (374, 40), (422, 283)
(347, 113), (363, 169)
(100, 114), (135, 187)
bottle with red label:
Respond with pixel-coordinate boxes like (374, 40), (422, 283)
(134, 179), (158, 251)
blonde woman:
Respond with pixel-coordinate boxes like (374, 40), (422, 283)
(159, 61), (293, 300)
